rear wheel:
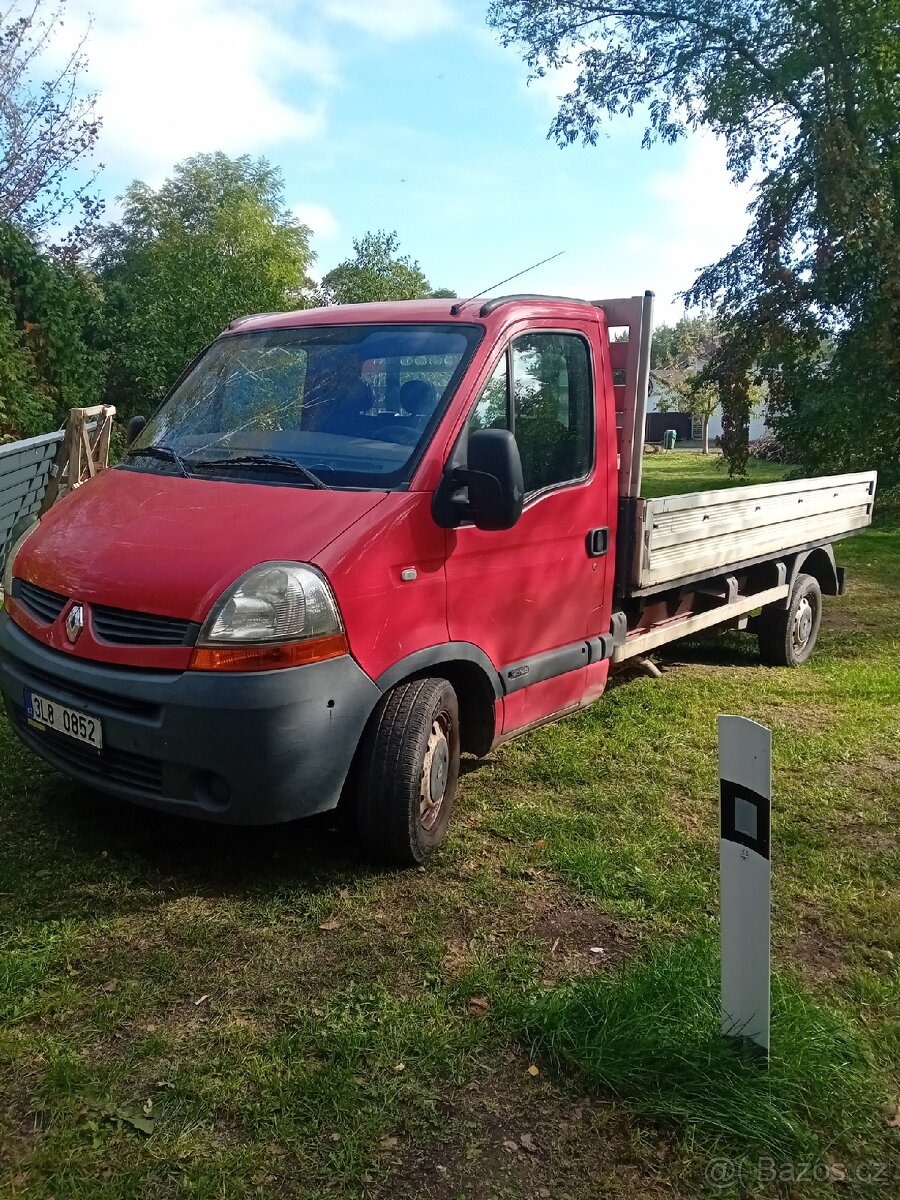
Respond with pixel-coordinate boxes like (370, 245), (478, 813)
(355, 677), (460, 866)
(758, 572), (822, 667)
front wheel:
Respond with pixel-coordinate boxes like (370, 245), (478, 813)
(355, 677), (460, 866)
(757, 572), (822, 667)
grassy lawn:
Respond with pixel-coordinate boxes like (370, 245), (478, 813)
(639, 449), (791, 497)
(1, 452), (897, 1199)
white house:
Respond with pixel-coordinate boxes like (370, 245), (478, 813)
(645, 384), (769, 445)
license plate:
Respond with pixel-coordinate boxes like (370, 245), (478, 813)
(24, 689), (103, 749)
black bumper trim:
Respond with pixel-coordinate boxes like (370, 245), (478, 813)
(0, 615), (382, 824)
(9, 708), (163, 795)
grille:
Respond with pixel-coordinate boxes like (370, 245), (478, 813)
(92, 604), (195, 647)
(11, 577), (196, 647)
(12, 710), (163, 795)
(13, 579), (68, 624)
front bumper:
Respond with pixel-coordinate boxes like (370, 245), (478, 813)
(0, 614), (381, 824)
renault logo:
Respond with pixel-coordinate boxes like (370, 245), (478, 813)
(65, 603), (84, 644)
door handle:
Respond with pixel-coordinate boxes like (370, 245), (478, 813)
(586, 527), (609, 558)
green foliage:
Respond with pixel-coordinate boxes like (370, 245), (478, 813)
(0, 220), (105, 436)
(98, 152), (314, 417)
(489, 1), (900, 483)
(320, 229), (452, 305)
(651, 316), (718, 371)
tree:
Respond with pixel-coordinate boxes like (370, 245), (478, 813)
(0, 1), (102, 246)
(651, 315), (722, 454)
(488, 1), (900, 483)
(98, 153), (314, 416)
(320, 230), (452, 304)
(0, 218), (105, 435)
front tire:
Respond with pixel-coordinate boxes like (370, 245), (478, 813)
(758, 573), (822, 667)
(355, 677), (460, 866)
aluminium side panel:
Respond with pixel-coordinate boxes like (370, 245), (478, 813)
(631, 471), (877, 591)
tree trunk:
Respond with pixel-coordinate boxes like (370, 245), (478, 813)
(702, 415), (710, 454)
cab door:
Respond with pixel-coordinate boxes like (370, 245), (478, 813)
(444, 323), (612, 735)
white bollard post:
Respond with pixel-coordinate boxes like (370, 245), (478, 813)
(718, 715), (772, 1059)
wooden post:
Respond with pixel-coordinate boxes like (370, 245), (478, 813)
(40, 405), (116, 514)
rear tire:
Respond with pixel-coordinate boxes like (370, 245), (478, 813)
(355, 677), (460, 866)
(758, 573), (822, 667)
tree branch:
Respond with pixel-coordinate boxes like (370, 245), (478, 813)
(508, 2), (815, 123)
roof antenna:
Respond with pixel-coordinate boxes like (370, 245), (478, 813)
(449, 250), (565, 316)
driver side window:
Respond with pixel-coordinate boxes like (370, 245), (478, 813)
(467, 333), (593, 494)
(468, 357), (509, 432)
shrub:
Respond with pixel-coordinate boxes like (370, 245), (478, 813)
(749, 432), (792, 463)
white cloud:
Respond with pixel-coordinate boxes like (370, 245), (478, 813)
(322, 0), (455, 39)
(646, 134), (754, 317)
(527, 60), (581, 105)
(292, 202), (339, 241)
(54, 0), (333, 177)
(474, 136), (754, 325)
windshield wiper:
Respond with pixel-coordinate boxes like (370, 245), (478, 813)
(189, 453), (329, 490)
(128, 444), (192, 478)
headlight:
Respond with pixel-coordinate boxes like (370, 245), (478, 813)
(2, 517), (40, 595)
(199, 562), (343, 644)
(192, 562), (347, 672)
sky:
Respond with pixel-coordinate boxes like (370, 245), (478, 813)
(49, 0), (756, 321)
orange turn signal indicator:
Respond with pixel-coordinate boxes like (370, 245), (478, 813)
(189, 633), (349, 672)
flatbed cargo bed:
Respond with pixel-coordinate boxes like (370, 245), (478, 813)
(595, 295), (878, 600)
(627, 471), (877, 594)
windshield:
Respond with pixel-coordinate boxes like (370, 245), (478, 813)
(126, 323), (482, 489)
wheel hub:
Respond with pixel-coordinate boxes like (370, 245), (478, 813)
(793, 595), (814, 649)
(420, 717), (450, 831)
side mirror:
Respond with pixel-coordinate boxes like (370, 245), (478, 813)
(126, 414), (147, 445)
(433, 428), (524, 531)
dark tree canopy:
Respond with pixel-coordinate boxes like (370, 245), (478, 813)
(320, 230), (452, 305)
(0, 0), (102, 246)
(489, 1), (900, 482)
(0, 218), (105, 435)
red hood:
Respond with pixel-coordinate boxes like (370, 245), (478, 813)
(16, 467), (387, 622)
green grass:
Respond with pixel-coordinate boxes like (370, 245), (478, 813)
(520, 937), (891, 1167)
(1, 452), (898, 1198)
(639, 449), (790, 497)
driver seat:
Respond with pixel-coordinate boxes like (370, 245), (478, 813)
(320, 378), (376, 436)
(398, 379), (436, 426)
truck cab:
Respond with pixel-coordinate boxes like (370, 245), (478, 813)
(0, 295), (875, 864)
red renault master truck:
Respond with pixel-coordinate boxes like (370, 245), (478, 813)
(0, 294), (876, 864)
